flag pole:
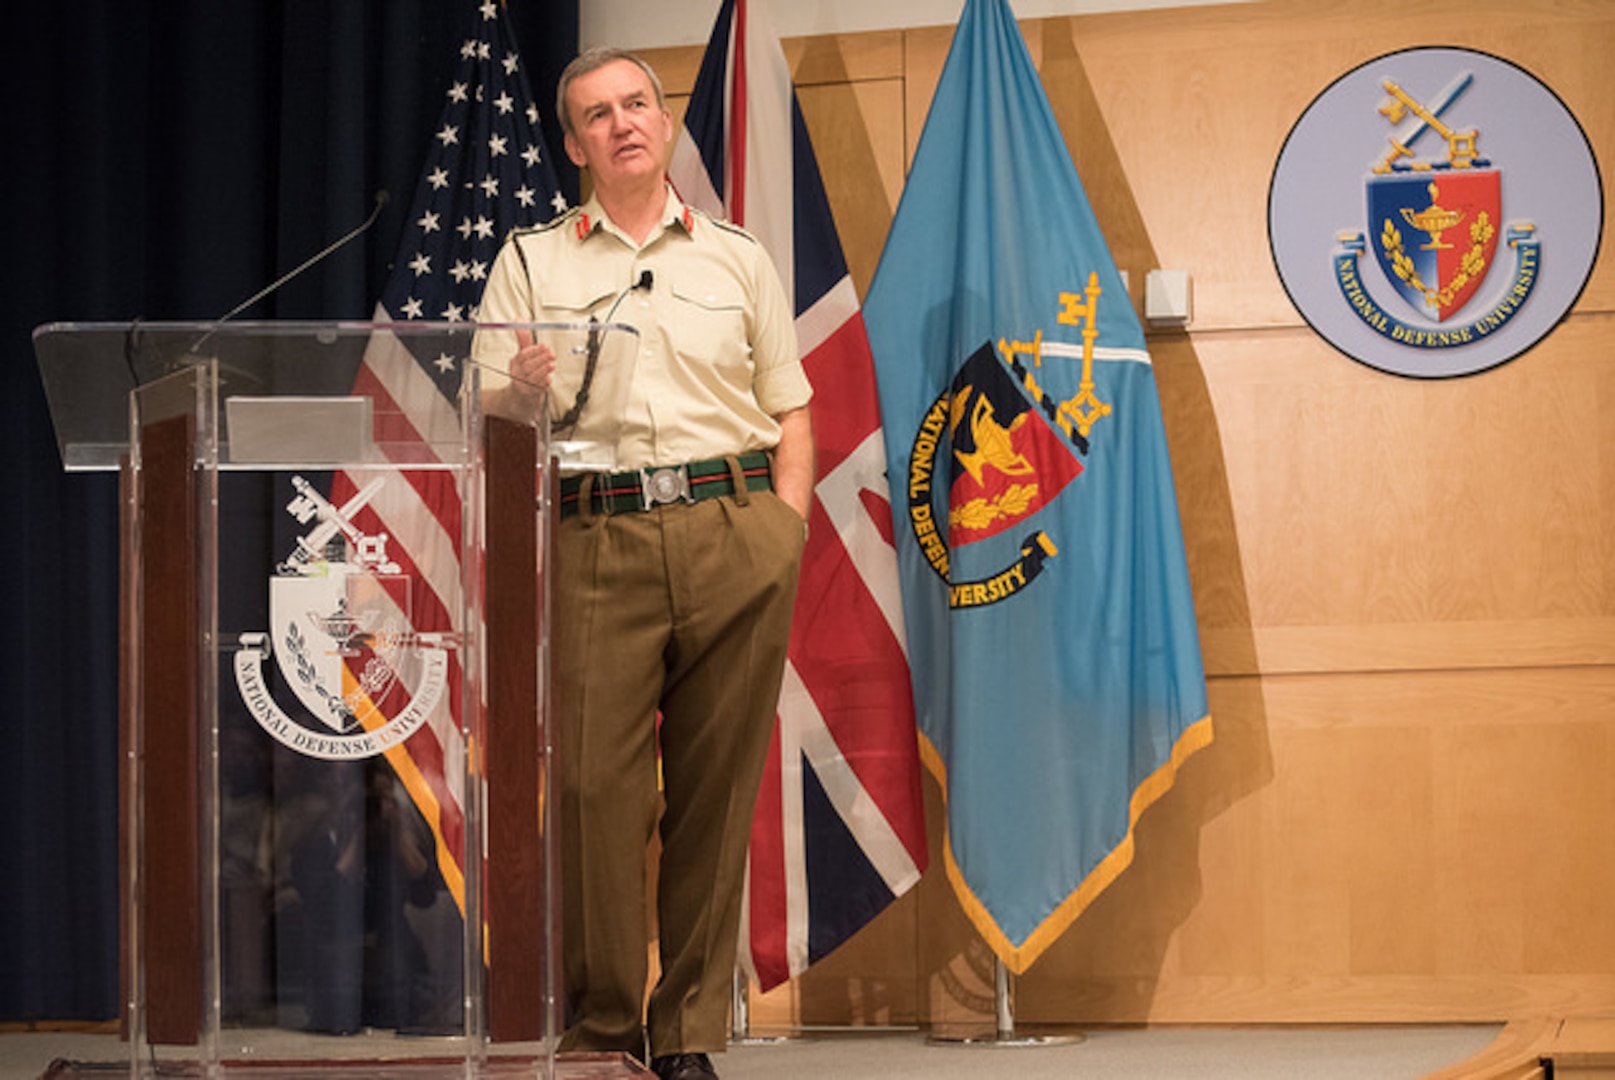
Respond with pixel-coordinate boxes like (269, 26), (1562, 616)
(928, 954), (1085, 1048)
(731, 967), (750, 1041)
(995, 957), (1014, 1040)
(730, 967), (794, 1046)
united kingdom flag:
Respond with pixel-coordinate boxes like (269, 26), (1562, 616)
(668, 0), (929, 992)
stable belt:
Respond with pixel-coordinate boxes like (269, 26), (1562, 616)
(559, 452), (773, 517)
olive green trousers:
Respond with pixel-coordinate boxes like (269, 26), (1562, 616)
(553, 486), (804, 1058)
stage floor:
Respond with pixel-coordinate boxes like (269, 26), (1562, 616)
(0, 1025), (1506, 1080)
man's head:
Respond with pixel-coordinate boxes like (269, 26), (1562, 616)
(555, 48), (667, 139)
(555, 48), (674, 192)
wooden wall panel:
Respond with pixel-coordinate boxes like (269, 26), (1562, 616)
(639, 0), (1615, 1030)
(1173, 323), (1615, 652)
(1004, 666), (1615, 1023)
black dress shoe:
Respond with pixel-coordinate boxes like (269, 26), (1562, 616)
(650, 1052), (718, 1080)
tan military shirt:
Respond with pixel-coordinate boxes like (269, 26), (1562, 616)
(473, 185), (809, 470)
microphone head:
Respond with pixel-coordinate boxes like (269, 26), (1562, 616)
(637, 269), (653, 290)
(375, 189), (391, 207)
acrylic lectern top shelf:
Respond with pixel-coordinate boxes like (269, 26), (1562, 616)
(32, 319), (639, 473)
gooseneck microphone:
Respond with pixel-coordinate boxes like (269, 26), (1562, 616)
(187, 190), (391, 355)
(554, 269), (654, 435)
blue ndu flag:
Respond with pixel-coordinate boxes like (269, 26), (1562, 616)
(864, 0), (1212, 971)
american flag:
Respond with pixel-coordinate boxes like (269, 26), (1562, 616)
(329, 0), (565, 912)
(668, 0), (929, 991)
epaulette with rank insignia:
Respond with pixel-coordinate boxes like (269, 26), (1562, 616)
(509, 208), (573, 242)
(701, 210), (761, 246)
(507, 209), (576, 278)
(710, 218), (757, 241)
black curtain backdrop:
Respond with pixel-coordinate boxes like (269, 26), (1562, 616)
(0, 0), (578, 1023)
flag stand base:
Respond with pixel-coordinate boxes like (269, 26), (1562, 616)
(926, 1031), (1087, 1048)
(730, 1034), (802, 1047)
(925, 958), (1086, 1048)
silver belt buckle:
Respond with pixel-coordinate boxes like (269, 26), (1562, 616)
(639, 464), (693, 510)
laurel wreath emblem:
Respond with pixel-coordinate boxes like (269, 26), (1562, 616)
(284, 621), (357, 727)
(949, 483), (1038, 532)
(1380, 212), (1496, 309)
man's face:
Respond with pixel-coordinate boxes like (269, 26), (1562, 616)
(562, 59), (673, 190)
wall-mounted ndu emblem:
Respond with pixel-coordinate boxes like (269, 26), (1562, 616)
(235, 476), (454, 760)
(1270, 47), (1602, 378)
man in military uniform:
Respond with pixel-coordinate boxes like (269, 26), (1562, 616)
(474, 47), (812, 1080)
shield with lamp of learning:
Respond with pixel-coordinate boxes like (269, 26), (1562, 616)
(1369, 169), (1501, 322)
(269, 568), (406, 734)
(235, 473), (455, 761)
(944, 343), (1083, 549)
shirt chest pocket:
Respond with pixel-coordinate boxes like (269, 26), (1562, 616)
(535, 279), (618, 424)
(666, 267), (752, 378)
(541, 279), (618, 321)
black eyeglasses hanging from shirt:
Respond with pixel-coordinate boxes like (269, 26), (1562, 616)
(552, 269), (653, 436)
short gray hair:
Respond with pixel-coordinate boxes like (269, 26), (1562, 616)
(555, 47), (667, 138)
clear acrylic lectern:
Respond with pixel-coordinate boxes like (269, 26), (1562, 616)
(34, 320), (640, 1079)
